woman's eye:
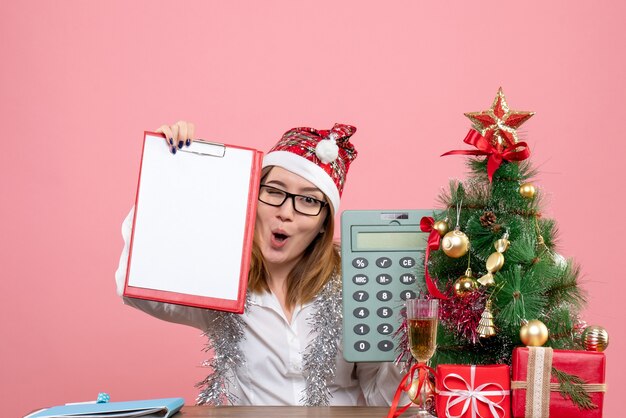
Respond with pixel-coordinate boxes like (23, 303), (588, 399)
(300, 196), (318, 206)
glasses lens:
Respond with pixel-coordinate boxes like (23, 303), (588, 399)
(294, 196), (323, 216)
(259, 186), (287, 206)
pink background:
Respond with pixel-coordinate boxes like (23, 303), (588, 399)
(1, 1), (623, 417)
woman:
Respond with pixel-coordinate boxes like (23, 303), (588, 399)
(115, 121), (405, 406)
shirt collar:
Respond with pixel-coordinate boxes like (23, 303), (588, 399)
(249, 290), (315, 311)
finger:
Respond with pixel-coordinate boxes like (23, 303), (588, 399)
(155, 124), (175, 149)
(186, 122), (196, 147)
(175, 120), (188, 150)
(168, 123), (181, 153)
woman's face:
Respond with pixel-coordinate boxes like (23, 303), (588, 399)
(255, 167), (328, 273)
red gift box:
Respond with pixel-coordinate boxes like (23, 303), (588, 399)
(511, 347), (606, 418)
(436, 364), (511, 418)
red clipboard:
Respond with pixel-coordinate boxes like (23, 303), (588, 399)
(124, 132), (263, 313)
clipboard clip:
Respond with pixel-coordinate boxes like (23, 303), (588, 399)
(178, 139), (226, 158)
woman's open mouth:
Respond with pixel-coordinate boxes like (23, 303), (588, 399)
(270, 231), (290, 248)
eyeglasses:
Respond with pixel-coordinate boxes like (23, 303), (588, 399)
(258, 185), (328, 216)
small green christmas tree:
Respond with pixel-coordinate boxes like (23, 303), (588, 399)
(421, 88), (587, 367)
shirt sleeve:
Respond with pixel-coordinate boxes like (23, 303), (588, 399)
(355, 361), (409, 406)
(114, 207), (216, 331)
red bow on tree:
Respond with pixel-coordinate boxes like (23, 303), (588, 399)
(442, 129), (530, 182)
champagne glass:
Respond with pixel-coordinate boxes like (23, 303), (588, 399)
(406, 298), (439, 417)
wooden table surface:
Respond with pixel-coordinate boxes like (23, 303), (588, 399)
(177, 406), (414, 417)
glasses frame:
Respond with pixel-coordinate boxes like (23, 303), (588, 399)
(258, 184), (328, 216)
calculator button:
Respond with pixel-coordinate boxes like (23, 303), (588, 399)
(376, 257), (392, 268)
(352, 258), (368, 269)
(400, 257), (416, 268)
(378, 340), (394, 352)
(354, 324), (370, 335)
(376, 290), (393, 302)
(400, 290), (417, 300)
(400, 273), (416, 284)
(377, 307), (393, 318)
(352, 274), (369, 285)
(355, 341), (371, 352)
(377, 323), (394, 335)
(353, 291), (369, 302)
(376, 274), (392, 285)
(353, 307), (370, 318)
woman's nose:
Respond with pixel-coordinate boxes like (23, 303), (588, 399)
(276, 196), (296, 220)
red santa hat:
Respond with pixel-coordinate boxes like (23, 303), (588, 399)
(262, 123), (358, 213)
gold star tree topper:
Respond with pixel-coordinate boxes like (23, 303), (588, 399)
(464, 88), (535, 150)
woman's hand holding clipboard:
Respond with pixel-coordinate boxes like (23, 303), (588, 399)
(155, 120), (196, 154)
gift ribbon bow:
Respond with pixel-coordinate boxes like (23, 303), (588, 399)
(420, 216), (449, 300)
(386, 362), (435, 418)
(442, 129), (531, 182)
(439, 365), (510, 418)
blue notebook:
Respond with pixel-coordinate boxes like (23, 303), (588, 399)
(25, 397), (184, 418)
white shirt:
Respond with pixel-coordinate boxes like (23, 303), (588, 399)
(115, 209), (406, 406)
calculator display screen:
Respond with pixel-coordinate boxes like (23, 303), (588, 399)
(355, 231), (427, 251)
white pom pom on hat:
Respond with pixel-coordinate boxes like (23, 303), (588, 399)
(315, 132), (340, 164)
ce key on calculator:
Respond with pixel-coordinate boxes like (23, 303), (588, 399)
(341, 209), (432, 362)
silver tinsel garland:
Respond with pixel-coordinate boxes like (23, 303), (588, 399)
(196, 303), (247, 405)
(300, 274), (343, 406)
(196, 277), (343, 406)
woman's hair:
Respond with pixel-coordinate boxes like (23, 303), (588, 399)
(247, 167), (341, 309)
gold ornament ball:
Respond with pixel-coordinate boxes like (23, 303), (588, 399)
(407, 375), (435, 408)
(520, 319), (549, 346)
(441, 229), (470, 258)
(454, 274), (478, 297)
(519, 182), (537, 199)
(582, 325), (609, 352)
(433, 220), (449, 236)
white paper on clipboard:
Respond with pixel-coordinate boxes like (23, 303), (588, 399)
(124, 132), (263, 313)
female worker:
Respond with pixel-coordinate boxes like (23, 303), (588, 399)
(115, 121), (404, 406)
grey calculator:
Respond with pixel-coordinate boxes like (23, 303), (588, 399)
(341, 209), (432, 362)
